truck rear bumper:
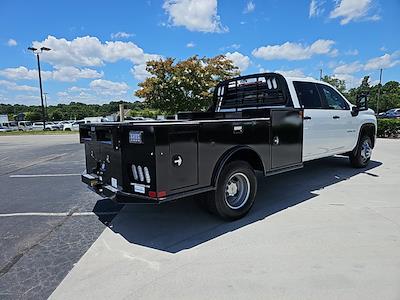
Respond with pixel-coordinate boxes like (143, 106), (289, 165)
(81, 174), (163, 204)
(81, 174), (215, 204)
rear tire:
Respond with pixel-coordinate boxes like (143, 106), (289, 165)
(349, 135), (372, 168)
(208, 161), (257, 220)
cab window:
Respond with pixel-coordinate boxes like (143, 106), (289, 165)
(317, 84), (349, 110)
(293, 82), (323, 109)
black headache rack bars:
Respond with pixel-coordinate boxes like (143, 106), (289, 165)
(214, 72), (293, 112)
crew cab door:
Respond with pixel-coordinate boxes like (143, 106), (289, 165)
(293, 81), (331, 160)
(316, 83), (357, 153)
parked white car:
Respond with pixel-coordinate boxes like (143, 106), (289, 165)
(7, 122), (19, 131)
(0, 122), (10, 132)
(17, 121), (33, 131)
(63, 120), (84, 131)
(32, 122), (60, 131)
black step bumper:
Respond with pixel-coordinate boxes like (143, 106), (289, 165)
(81, 173), (162, 204)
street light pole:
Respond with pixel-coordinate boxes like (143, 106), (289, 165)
(44, 92), (48, 119)
(28, 46), (51, 130)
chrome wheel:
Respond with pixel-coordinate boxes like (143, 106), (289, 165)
(225, 172), (250, 210)
(360, 140), (372, 163)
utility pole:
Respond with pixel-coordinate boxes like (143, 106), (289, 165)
(319, 69), (323, 80)
(28, 46), (51, 130)
(44, 92), (48, 119)
(376, 68), (383, 114)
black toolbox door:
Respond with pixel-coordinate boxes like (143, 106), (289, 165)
(168, 131), (198, 190)
(270, 109), (303, 169)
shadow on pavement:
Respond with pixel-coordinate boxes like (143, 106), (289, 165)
(93, 156), (381, 253)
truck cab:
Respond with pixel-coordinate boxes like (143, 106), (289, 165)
(80, 73), (376, 220)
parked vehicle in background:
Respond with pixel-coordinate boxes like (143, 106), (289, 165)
(32, 122), (43, 131)
(0, 122), (10, 132)
(44, 122), (60, 131)
(32, 122), (60, 131)
(17, 121), (33, 131)
(64, 118), (109, 131)
(378, 108), (400, 119)
(7, 122), (19, 131)
(386, 108), (400, 119)
(63, 120), (84, 131)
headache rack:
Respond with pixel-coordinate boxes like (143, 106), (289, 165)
(216, 73), (292, 111)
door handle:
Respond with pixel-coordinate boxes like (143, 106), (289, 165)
(333, 116), (340, 119)
(304, 116), (312, 120)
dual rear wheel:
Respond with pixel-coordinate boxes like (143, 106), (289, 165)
(201, 161), (257, 220)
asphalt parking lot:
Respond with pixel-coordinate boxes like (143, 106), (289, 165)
(0, 135), (399, 299)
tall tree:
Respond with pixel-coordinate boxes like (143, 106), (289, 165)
(321, 75), (346, 93)
(135, 55), (239, 114)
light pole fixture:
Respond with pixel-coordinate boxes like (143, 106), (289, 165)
(28, 46), (51, 130)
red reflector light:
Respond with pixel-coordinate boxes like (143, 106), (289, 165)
(148, 191), (167, 198)
(157, 191), (166, 198)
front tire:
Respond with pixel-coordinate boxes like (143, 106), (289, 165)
(209, 161), (257, 220)
(349, 135), (372, 168)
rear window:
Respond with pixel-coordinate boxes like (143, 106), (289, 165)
(218, 75), (287, 110)
(293, 81), (323, 109)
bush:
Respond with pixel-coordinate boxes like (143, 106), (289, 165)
(377, 119), (400, 138)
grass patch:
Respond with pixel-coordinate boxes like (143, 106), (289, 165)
(0, 130), (78, 136)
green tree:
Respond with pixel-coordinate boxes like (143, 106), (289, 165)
(50, 109), (64, 121)
(135, 55), (239, 114)
(321, 75), (346, 93)
(25, 111), (42, 121)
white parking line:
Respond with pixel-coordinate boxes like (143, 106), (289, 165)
(10, 173), (81, 178)
(0, 212), (118, 217)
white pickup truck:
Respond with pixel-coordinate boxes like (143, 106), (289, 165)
(80, 72), (377, 220)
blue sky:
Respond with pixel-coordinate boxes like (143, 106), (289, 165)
(0, 0), (399, 105)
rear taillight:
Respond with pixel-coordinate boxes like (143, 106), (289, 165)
(143, 167), (150, 184)
(131, 165), (139, 181)
(137, 166), (144, 182)
(132, 164), (151, 184)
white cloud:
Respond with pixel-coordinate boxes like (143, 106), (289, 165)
(131, 64), (150, 81)
(243, 0), (255, 14)
(110, 32), (135, 39)
(89, 79), (130, 96)
(329, 0), (379, 25)
(32, 35), (160, 67)
(334, 61), (363, 74)
(364, 52), (400, 70)
(0, 66), (41, 80)
(345, 49), (359, 56)
(0, 66), (103, 82)
(0, 80), (38, 92)
(252, 39), (336, 61)
(331, 52), (400, 74)
(275, 69), (307, 78)
(51, 66), (103, 82)
(163, 0), (228, 33)
(186, 42), (195, 48)
(225, 52), (250, 73)
(332, 73), (360, 89)
(7, 39), (17, 47)
(219, 43), (241, 51)
(309, 0), (325, 17)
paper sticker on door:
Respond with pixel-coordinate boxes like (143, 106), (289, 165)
(133, 183), (145, 194)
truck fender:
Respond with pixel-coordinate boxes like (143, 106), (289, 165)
(211, 146), (265, 187)
(352, 123), (376, 153)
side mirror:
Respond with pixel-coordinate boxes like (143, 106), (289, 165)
(356, 94), (368, 111)
(352, 94), (368, 116)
